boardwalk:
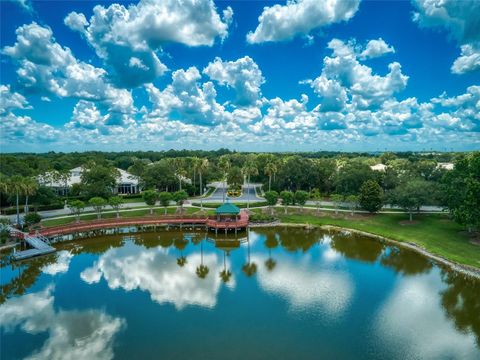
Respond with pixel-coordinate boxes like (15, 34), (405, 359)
(9, 227), (56, 261)
(34, 211), (250, 238)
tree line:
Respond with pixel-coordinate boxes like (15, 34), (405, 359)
(0, 151), (478, 232)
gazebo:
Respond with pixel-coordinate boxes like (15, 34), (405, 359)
(215, 201), (241, 223)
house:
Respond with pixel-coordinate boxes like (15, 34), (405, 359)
(39, 166), (140, 195)
(437, 162), (454, 171)
(370, 163), (388, 172)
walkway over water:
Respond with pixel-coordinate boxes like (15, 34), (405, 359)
(9, 227), (56, 261)
(34, 211), (250, 239)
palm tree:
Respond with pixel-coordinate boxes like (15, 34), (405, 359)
(170, 158), (186, 191)
(198, 158), (209, 196)
(242, 156), (258, 210)
(191, 157), (201, 195)
(264, 161), (277, 192)
(218, 155), (231, 203)
(8, 176), (26, 225)
(23, 177), (38, 215)
(196, 238), (209, 279)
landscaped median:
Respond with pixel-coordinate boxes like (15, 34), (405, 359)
(251, 207), (480, 270)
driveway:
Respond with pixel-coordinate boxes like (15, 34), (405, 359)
(202, 183), (264, 203)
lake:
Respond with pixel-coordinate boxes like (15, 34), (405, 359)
(1, 227), (479, 359)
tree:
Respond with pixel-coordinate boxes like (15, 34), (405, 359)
(443, 153), (480, 232)
(242, 155), (258, 209)
(346, 194), (359, 216)
(158, 192), (172, 215)
(108, 196), (124, 218)
(7, 175), (25, 225)
(310, 188), (322, 213)
(280, 190), (294, 214)
(23, 177), (38, 215)
(81, 164), (120, 198)
(294, 190), (309, 211)
(198, 158), (209, 196)
(389, 179), (432, 221)
(331, 194), (344, 215)
(68, 200), (85, 223)
(335, 161), (377, 195)
(227, 166), (243, 189)
(264, 161), (277, 192)
(24, 212), (41, 227)
(89, 197), (106, 219)
(359, 180), (383, 213)
(142, 190), (158, 215)
(264, 191), (279, 215)
(173, 190), (188, 210)
(218, 155), (231, 203)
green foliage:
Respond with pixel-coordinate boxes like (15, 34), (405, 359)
(359, 180), (383, 213)
(0, 218), (11, 244)
(294, 190), (309, 207)
(443, 152), (480, 231)
(158, 192), (173, 208)
(227, 166), (243, 188)
(108, 196), (124, 217)
(280, 191), (294, 205)
(24, 212), (42, 227)
(335, 161), (377, 195)
(264, 191), (279, 207)
(389, 179), (432, 220)
(81, 164), (119, 198)
(142, 190), (158, 206)
(173, 190), (188, 206)
(89, 197), (106, 219)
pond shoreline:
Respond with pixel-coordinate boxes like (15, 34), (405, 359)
(251, 222), (480, 279)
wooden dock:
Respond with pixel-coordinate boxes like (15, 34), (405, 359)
(9, 227), (56, 261)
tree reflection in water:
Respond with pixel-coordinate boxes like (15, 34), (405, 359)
(196, 237), (209, 279)
(330, 231), (385, 263)
(441, 270), (480, 346)
(242, 233), (257, 277)
(1, 226), (479, 352)
(264, 232), (279, 271)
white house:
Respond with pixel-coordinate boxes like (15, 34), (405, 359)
(39, 166), (140, 195)
(370, 163), (388, 172)
(436, 162), (454, 171)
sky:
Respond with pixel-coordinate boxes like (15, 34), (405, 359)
(0, 0), (479, 153)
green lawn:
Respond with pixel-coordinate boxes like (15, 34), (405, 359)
(265, 208), (480, 269)
(41, 206), (213, 227)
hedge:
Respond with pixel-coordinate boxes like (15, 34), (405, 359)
(1, 203), (64, 215)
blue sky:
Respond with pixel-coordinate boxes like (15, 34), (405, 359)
(1, 0), (479, 152)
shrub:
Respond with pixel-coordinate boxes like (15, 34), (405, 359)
(24, 212), (42, 227)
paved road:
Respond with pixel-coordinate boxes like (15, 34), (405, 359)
(1, 197), (445, 224)
(203, 183), (264, 202)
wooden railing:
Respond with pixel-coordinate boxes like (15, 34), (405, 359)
(34, 211), (249, 237)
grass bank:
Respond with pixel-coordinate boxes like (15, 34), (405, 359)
(262, 208), (479, 269)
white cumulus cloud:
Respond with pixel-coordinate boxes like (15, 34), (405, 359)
(247, 0), (360, 44)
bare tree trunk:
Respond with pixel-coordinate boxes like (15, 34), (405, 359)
(268, 175), (271, 192)
(199, 173), (203, 196)
(409, 211), (413, 222)
(25, 195), (29, 215)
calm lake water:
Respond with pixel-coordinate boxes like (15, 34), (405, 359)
(1, 227), (479, 359)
